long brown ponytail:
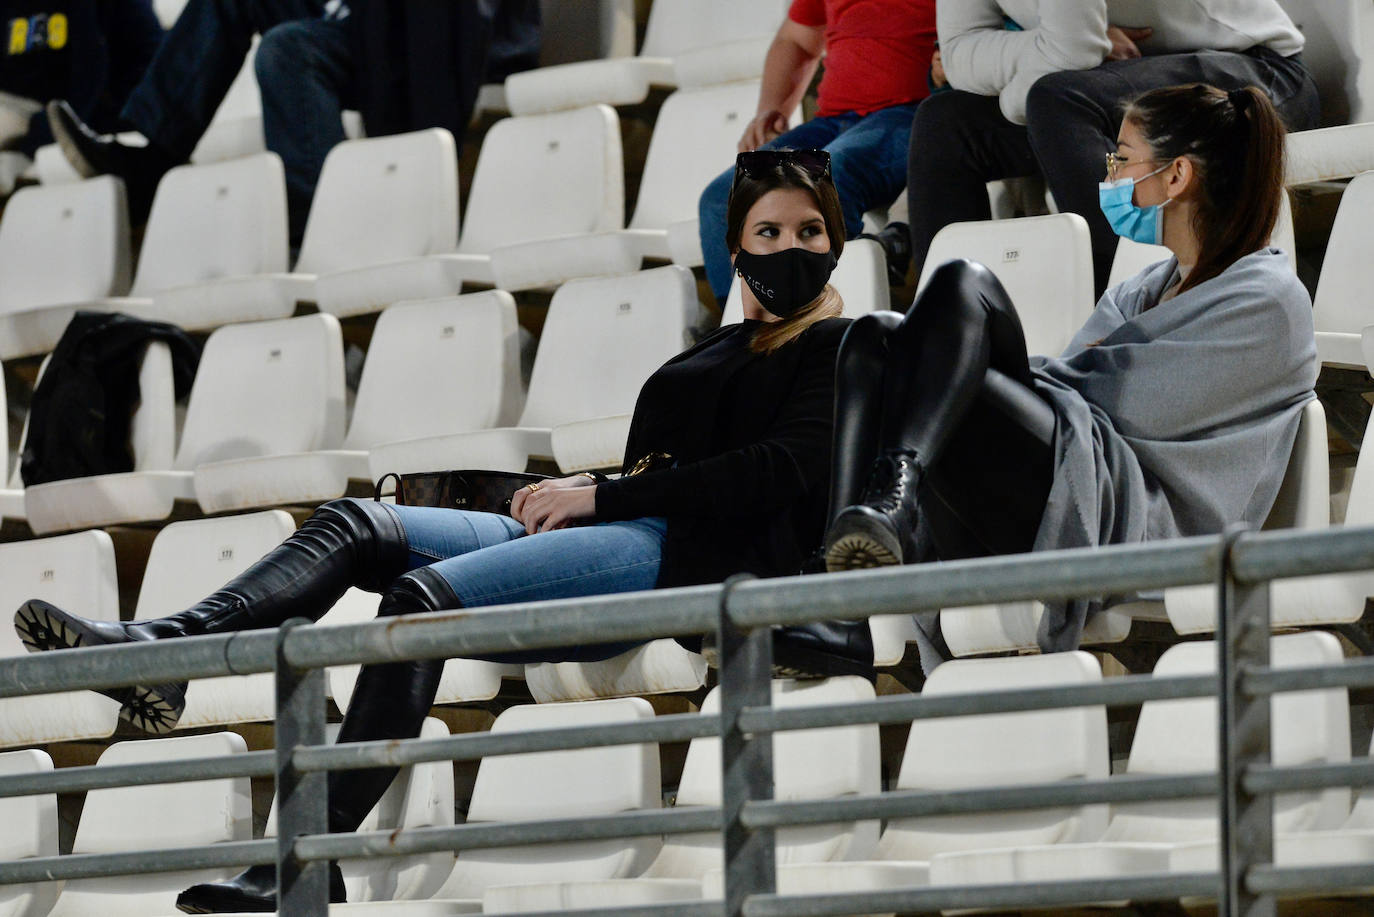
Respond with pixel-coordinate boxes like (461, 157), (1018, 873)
(1124, 84), (1287, 294)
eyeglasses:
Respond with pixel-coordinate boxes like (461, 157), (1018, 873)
(1105, 151), (1165, 182)
(734, 149), (832, 184)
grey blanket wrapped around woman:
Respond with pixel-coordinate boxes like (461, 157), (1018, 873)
(1029, 247), (1318, 650)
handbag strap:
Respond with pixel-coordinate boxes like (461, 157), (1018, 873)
(373, 472), (404, 504)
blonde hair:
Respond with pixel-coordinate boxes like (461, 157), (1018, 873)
(749, 284), (844, 354)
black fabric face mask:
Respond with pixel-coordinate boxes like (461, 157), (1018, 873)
(733, 247), (839, 318)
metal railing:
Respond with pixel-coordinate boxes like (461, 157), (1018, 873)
(4, 524), (1374, 916)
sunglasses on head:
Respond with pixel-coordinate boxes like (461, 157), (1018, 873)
(733, 149), (832, 183)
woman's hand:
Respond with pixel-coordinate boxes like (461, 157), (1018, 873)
(509, 475), (598, 533)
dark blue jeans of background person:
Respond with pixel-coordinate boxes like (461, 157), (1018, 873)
(906, 47), (1320, 298)
(698, 102), (917, 305)
(119, 0), (353, 243)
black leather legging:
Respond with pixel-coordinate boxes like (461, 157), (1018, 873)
(832, 258), (1056, 559)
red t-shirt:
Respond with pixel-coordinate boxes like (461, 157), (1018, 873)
(788, 0), (936, 117)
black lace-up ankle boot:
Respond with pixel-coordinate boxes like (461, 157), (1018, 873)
(823, 450), (923, 571)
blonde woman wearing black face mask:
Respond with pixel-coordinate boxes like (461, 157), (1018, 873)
(14, 151), (861, 913)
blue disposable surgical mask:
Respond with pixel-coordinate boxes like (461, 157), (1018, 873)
(1098, 162), (1172, 245)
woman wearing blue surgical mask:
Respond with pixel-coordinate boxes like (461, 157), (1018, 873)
(823, 83), (1315, 656)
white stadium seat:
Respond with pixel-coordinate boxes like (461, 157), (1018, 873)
(0, 176), (131, 359)
(368, 266), (695, 478)
(720, 237), (892, 323)
(448, 105), (625, 291)
(0, 531), (121, 748)
(47, 732), (252, 917)
(299, 130), (463, 319)
(931, 633), (1350, 893)
(484, 677), (879, 912)
(1312, 170), (1374, 368)
(12, 341), (176, 531)
(524, 638), (708, 704)
(0, 749), (58, 917)
(359, 698), (662, 915)
(502, 0), (785, 116)
(4, 154), (299, 356)
(193, 291), (523, 513)
(24, 313), (344, 533)
(128, 510), (296, 730)
(491, 79), (782, 290)
(918, 213), (1094, 358)
(716, 653), (1107, 899)
(261, 719), (456, 903)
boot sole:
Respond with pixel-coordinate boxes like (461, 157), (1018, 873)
(46, 102), (100, 179)
(15, 598), (187, 734)
(824, 530), (903, 572)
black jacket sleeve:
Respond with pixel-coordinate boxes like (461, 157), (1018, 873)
(594, 319), (845, 521)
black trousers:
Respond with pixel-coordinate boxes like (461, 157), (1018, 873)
(906, 48), (1320, 296)
(833, 259), (1055, 560)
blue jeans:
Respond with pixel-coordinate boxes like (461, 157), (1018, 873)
(389, 505), (668, 663)
(120, 0), (352, 243)
(698, 103), (917, 303)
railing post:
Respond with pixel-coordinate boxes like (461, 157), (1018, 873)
(1217, 526), (1274, 917)
(273, 618), (329, 917)
(717, 573), (775, 917)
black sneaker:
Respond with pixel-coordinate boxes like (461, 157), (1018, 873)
(46, 99), (178, 221)
(700, 622), (875, 682)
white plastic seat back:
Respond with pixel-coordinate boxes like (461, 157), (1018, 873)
(436, 697), (661, 898)
(1106, 632), (1349, 843)
(879, 652), (1108, 860)
(0, 530), (121, 747)
(49, 732), (252, 917)
(346, 292), (523, 448)
(0, 176), (130, 314)
(645, 677), (881, 881)
(1313, 171), (1374, 368)
(518, 266), (696, 427)
(133, 511), (296, 729)
(721, 238), (891, 323)
(918, 213), (1094, 357)
(261, 718), (455, 902)
(130, 153), (287, 296)
(173, 313), (345, 469)
(631, 81), (762, 234)
(638, 0), (784, 59)
(458, 105), (622, 255)
(1275, 0), (1374, 125)
(0, 749), (58, 917)
(295, 129), (459, 275)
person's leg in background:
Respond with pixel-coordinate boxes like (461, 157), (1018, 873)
(905, 90), (1041, 283)
(698, 115), (851, 306)
(1025, 50), (1320, 296)
(255, 16), (355, 245)
(47, 0), (327, 219)
(823, 102), (917, 282)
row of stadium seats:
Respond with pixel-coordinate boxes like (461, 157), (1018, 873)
(4, 637), (1368, 916)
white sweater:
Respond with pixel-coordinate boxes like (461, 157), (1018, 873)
(939, 0), (1305, 124)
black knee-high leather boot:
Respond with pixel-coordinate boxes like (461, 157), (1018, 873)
(13, 498), (410, 733)
(174, 567), (460, 914)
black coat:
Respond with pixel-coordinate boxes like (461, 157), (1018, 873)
(596, 317), (849, 588)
